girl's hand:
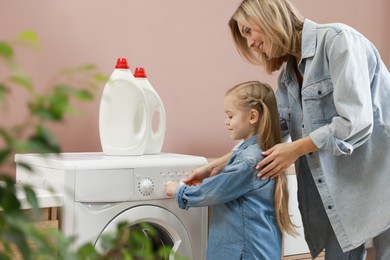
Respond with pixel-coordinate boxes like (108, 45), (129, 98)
(183, 164), (212, 186)
(165, 181), (180, 197)
(184, 152), (232, 186)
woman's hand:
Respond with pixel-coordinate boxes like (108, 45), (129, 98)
(165, 181), (180, 197)
(257, 137), (319, 179)
(257, 142), (298, 179)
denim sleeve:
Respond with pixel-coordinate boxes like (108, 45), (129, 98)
(310, 30), (374, 156)
(176, 155), (269, 209)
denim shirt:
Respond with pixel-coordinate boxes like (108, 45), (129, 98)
(176, 136), (281, 260)
(277, 19), (390, 254)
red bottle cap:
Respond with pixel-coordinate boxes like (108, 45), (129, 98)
(134, 67), (147, 78)
(115, 58), (129, 69)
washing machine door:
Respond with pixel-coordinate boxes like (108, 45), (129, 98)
(95, 205), (193, 259)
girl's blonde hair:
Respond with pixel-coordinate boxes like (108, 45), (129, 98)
(226, 81), (296, 236)
(229, 0), (304, 74)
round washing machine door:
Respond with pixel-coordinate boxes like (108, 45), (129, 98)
(94, 205), (193, 259)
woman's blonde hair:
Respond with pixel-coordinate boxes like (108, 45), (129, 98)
(226, 81), (296, 236)
(229, 0), (304, 74)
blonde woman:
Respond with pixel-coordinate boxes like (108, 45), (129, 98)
(187, 0), (390, 259)
(166, 81), (295, 259)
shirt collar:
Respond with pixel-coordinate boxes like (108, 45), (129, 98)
(301, 19), (318, 60)
(280, 19), (317, 85)
(237, 135), (257, 150)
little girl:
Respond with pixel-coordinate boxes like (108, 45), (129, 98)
(166, 81), (296, 259)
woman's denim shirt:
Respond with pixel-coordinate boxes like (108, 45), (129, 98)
(277, 19), (390, 253)
(176, 136), (281, 260)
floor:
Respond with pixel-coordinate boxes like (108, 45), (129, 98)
(284, 247), (375, 259)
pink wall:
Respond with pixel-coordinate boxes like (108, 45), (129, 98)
(2, 0), (389, 159)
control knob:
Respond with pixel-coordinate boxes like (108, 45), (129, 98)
(139, 178), (154, 196)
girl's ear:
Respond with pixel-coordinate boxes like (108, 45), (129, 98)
(249, 109), (260, 124)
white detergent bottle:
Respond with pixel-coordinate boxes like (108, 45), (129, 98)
(99, 58), (149, 156)
(134, 67), (166, 154)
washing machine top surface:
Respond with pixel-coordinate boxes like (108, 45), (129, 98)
(16, 152), (207, 202)
(15, 152), (206, 170)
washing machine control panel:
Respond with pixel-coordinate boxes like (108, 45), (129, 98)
(134, 166), (201, 200)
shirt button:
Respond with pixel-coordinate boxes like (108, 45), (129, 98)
(318, 179), (323, 183)
(302, 124), (304, 128)
(328, 205), (333, 210)
(318, 90), (322, 95)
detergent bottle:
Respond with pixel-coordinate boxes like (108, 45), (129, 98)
(99, 58), (149, 156)
(134, 67), (166, 154)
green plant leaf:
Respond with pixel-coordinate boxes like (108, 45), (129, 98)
(0, 128), (13, 146)
(0, 252), (12, 260)
(53, 230), (81, 260)
(28, 96), (55, 121)
(10, 139), (29, 153)
(26, 125), (61, 153)
(74, 89), (93, 100)
(76, 243), (99, 259)
(24, 224), (61, 258)
(62, 64), (97, 74)
(94, 73), (110, 82)
(9, 75), (33, 91)
(0, 42), (13, 59)
(0, 148), (12, 165)
(3, 227), (31, 260)
(0, 176), (21, 213)
(16, 31), (39, 50)
(15, 162), (34, 172)
(0, 83), (11, 104)
(76, 63), (96, 72)
(29, 88), (70, 121)
(23, 185), (40, 218)
(48, 88), (70, 120)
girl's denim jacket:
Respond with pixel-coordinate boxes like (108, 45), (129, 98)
(176, 136), (281, 260)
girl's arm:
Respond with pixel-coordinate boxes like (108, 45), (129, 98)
(183, 151), (232, 186)
(175, 156), (270, 209)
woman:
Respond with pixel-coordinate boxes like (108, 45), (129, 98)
(185, 0), (390, 259)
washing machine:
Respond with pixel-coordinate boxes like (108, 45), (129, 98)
(15, 152), (208, 259)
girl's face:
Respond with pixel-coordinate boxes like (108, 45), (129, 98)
(237, 20), (270, 57)
(224, 94), (257, 141)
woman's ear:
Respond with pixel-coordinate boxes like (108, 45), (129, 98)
(249, 109), (260, 124)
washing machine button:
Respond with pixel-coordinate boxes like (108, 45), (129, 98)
(139, 178), (154, 196)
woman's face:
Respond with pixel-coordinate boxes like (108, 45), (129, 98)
(237, 20), (270, 57)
